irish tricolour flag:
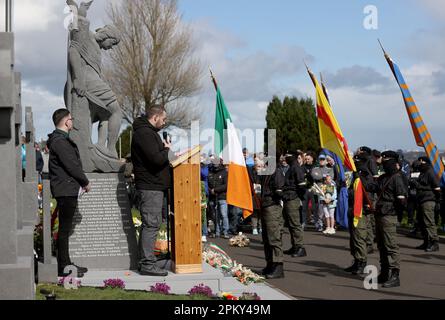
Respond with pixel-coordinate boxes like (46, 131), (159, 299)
(214, 84), (253, 218)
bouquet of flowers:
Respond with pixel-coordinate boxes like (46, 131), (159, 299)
(229, 232), (250, 247)
(218, 292), (239, 300)
(203, 243), (264, 285)
(230, 262), (264, 285)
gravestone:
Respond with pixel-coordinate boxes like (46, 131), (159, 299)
(0, 30), (35, 300)
(68, 173), (139, 270)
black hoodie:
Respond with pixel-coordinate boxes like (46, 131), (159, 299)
(131, 117), (171, 191)
(47, 129), (89, 198)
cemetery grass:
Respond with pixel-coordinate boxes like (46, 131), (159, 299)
(36, 284), (213, 300)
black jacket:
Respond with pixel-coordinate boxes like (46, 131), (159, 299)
(208, 164), (227, 201)
(283, 161), (306, 201)
(261, 169), (286, 208)
(365, 171), (408, 216)
(131, 117), (171, 191)
(47, 129), (89, 198)
(416, 166), (440, 204)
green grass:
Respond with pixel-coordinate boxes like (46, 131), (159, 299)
(36, 284), (213, 300)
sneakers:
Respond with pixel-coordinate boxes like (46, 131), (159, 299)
(252, 228), (259, 235)
(222, 234), (230, 239)
(201, 236), (207, 243)
(323, 228), (336, 235)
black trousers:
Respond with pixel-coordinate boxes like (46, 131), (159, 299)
(56, 196), (78, 270)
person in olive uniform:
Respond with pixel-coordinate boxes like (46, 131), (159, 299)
(259, 160), (286, 279)
(282, 153), (308, 257)
(364, 151), (408, 288)
(344, 153), (375, 275)
(412, 156), (441, 252)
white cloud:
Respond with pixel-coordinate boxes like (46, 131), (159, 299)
(417, 0), (445, 20)
(21, 82), (65, 141)
(14, 0), (60, 32)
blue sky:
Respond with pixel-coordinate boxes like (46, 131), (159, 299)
(4, 0), (445, 154)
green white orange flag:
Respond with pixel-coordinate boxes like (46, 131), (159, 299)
(212, 73), (253, 218)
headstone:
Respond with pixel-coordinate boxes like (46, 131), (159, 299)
(68, 173), (139, 270)
(0, 30), (35, 300)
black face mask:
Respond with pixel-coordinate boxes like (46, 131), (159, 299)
(383, 159), (398, 175)
(419, 163), (430, 173)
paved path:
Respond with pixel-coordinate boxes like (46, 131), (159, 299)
(211, 227), (445, 300)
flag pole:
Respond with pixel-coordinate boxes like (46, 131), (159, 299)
(209, 67), (218, 91)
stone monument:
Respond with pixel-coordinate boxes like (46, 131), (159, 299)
(0, 2), (36, 298)
(62, 0), (139, 271)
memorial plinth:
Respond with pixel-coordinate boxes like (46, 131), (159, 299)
(69, 173), (139, 270)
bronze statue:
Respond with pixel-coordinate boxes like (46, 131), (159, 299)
(64, 0), (123, 172)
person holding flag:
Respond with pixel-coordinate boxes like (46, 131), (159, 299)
(364, 151), (408, 288)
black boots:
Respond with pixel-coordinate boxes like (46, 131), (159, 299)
(382, 268), (400, 288)
(292, 247), (307, 257)
(416, 236), (428, 250)
(261, 262), (274, 275)
(377, 268), (389, 284)
(425, 241), (439, 252)
(265, 262), (284, 279)
(344, 260), (366, 275)
(284, 246), (307, 257)
(418, 238), (440, 252)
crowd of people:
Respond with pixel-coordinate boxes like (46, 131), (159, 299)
(198, 146), (445, 288)
(38, 106), (444, 286)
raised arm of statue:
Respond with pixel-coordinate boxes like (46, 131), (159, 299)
(68, 46), (86, 97)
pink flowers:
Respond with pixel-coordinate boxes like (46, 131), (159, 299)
(188, 284), (214, 297)
(103, 278), (126, 289)
(149, 283), (171, 295)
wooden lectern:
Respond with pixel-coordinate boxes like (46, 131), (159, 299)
(170, 146), (202, 274)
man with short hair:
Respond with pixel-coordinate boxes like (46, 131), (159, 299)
(131, 105), (173, 276)
(47, 108), (91, 277)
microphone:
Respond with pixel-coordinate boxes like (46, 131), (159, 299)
(163, 132), (171, 144)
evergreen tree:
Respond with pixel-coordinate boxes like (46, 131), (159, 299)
(265, 95), (320, 155)
(116, 125), (132, 159)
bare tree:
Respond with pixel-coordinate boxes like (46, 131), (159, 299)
(104, 0), (203, 128)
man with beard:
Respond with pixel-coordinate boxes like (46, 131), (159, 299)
(411, 157), (441, 252)
(364, 151), (408, 288)
(282, 153), (307, 258)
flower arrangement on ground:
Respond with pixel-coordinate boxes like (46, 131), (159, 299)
(188, 284), (214, 297)
(229, 232), (250, 247)
(149, 283), (171, 295)
(103, 278), (126, 289)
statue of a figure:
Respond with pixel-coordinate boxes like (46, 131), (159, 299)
(64, 0), (124, 172)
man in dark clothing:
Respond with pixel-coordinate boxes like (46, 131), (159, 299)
(259, 162), (286, 279)
(131, 105), (173, 276)
(35, 143), (44, 173)
(47, 109), (91, 277)
(344, 154), (375, 275)
(411, 157), (441, 252)
(208, 160), (229, 238)
(364, 151), (408, 288)
(282, 153), (307, 258)
(302, 152), (316, 225)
